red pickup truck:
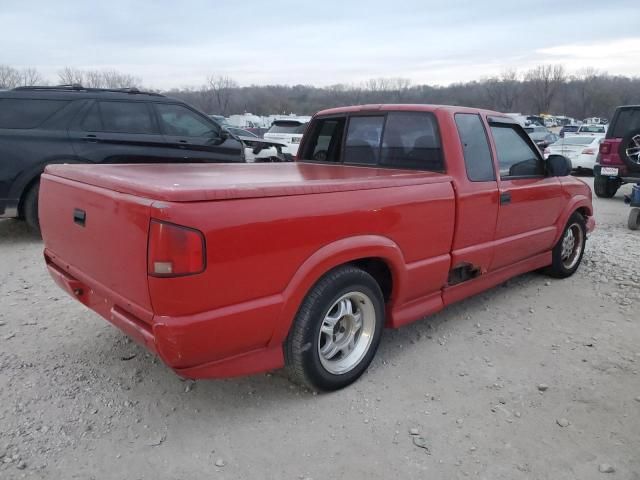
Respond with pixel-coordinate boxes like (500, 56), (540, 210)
(40, 105), (595, 391)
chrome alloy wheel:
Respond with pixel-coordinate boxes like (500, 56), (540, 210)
(561, 222), (584, 270)
(625, 134), (640, 165)
(317, 292), (377, 375)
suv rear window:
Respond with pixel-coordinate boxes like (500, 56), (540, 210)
(0, 99), (69, 129)
(611, 108), (640, 138)
(268, 121), (307, 134)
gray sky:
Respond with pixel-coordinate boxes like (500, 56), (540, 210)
(1, 0), (639, 88)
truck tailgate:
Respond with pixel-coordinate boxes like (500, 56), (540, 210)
(39, 173), (154, 323)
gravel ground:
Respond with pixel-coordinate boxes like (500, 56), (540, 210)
(1, 177), (639, 480)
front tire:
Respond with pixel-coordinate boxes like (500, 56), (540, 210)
(285, 265), (385, 391)
(593, 174), (619, 198)
(546, 212), (586, 278)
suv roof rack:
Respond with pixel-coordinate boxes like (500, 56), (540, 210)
(12, 84), (164, 97)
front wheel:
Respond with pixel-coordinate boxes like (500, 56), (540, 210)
(285, 265), (385, 391)
(546, 212), (586, 278)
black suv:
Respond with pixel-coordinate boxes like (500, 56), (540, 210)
(0, 85), (244, 231)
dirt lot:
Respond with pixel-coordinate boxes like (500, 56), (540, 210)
(1, 177), (639, 480)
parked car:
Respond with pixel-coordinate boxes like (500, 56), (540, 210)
(263, 119), (309, 158)
(544, 135), (600, 171)
(559, 124), (580, 138)
(0, 85), (245, 232)
(528, 128), (559, 150)
(573, 124), (607, 138)
(39, 104), (594, 391)
(594, 105), (640, 197)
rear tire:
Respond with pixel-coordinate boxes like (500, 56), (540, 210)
(628, 208), (640, 231)
(593, 174), (619, 198)
(23, 181), (41, 235)
(285, 265), (385, 391)
(546, 212), (586, 278)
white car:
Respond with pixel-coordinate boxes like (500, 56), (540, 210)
(263, 119), (310, 158)
(544, 135), (601, 171)
(571, 124), (607, 138)
(225, 127), (286, 162)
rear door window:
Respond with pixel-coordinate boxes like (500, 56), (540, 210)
(380, 112), (443, 170)
(98, 101), (156, 134)
(344, 116), (384, 165)
(0, 99), (69, 129)
(81, 102), (102, 131)
(490, 125), (544, 178)
(455, 113), (495, 181)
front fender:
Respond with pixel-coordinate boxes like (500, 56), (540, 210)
(553, 194), (594, 244)
(268, 235), (407, 346)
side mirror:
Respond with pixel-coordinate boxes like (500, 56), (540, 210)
(546, 154), (572, 177)
(211, 129), (228, 145)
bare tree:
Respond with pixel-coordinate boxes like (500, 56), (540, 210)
(19, 67), (44, 86)
(207, 75), (238, 115)
(484, 69), (520, 112)
(58, 67), (85, 86)
(0, 65), (20, 88)
(84, 70), (105, 88)
(102, 70), (140, 88)
(524, 64), (566, 114)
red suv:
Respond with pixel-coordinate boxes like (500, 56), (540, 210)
(595, 105), (640, 197)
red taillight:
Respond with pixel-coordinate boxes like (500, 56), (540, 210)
(582, 148), (596, 155)
(599, 142), (611, 154)
(148, 220), (205, 277)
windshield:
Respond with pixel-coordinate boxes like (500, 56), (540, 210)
(530, 132), (549, 140)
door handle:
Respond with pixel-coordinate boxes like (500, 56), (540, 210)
(178, 139), (188, 149)
(84, 134), (98, 143)
(500, 191), (512, 205)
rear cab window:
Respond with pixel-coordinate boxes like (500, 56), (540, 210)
(0, 98), (70, 129)
(301, 111), (444, 172)
(454, 113), (495, 182)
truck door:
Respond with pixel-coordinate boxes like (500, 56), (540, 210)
(487, 117), (565, 270)
(447, 112), (500, 279)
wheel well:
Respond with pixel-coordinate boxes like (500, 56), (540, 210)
(576, 206), (591, 219)
(351, 258), (393, 302)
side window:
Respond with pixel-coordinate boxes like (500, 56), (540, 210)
(156, 103), (217, 137)
(380, 112), (443, 171)
(81, 103), (102, 131)
(344, 116), (384, 165)
(490, 125), (544, 178)
(301, 117), (346, 162)
(98, 101), (156, 134)
(455, 114), (495, 181)
(0, 99), (69, 129)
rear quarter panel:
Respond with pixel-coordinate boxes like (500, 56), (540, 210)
(148, 181), (455, 357)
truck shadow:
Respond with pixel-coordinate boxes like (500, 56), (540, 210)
(0, 219), (42, 245)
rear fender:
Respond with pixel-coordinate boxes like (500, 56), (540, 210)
(269, 235), (407, 346)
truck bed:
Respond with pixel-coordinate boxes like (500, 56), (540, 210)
(43, 162), (450, 202)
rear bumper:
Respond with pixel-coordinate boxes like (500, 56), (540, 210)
(45, 250), (285, 378)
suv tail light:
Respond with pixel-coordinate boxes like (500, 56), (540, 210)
(148, 220), (205, 277)
(599, 142), (611, 154)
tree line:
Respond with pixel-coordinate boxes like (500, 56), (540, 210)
(2, 64), (639, 120)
